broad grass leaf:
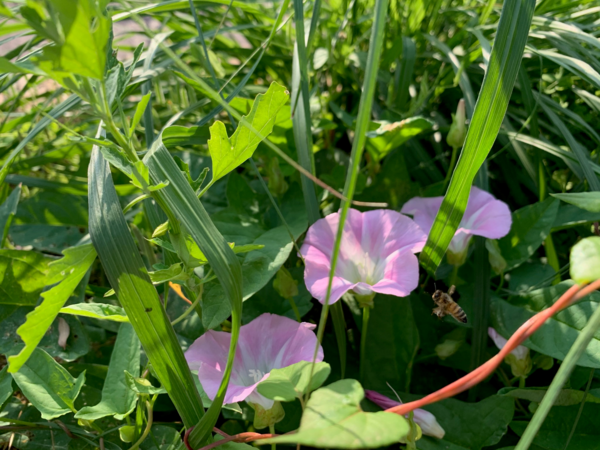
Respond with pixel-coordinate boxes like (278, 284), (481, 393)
(257, 361), (331, 402)
(491, 281), (600, 368)
(75, 323), (140, 420)
(60, 303), (129, 323)
(552, 204), (600, 231)
(11, 348), (85, 419)
(88, 145), (205, 434)
(7, 243), (97, 372)
(0, 250), (52, 306)
(498, 197), (559, 270)
(263, 379), (410, 448)
(206, 82), (289, 186)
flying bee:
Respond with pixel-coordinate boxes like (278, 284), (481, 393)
(432, 285), (467, 324)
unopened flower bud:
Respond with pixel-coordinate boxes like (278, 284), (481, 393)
(486, 239), (507, 275)
(488, 327), (532, 378)
(447, 99), (466, 149)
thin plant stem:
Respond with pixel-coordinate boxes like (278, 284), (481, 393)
(360, 306), (371, 382)
(268, 424), (276, 450)
(563, 368), (594, 450)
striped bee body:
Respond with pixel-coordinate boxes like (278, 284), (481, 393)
(432, 285), (467, 324)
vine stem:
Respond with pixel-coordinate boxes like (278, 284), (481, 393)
(387, 279), (600, 416)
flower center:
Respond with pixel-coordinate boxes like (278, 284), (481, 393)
(338, 250), (384, 286)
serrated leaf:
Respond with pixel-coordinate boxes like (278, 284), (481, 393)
(7, 243), (97, 372)
(60, 303), (129, 322)
(11, 348), (85, 419)
(0, 249), (53, 306)
(75, 323), (140, 420)
(257, 361), (331, 402)
(263, 379), (410, 448)
(124, 370), (167, 395)
(205, 82), (289, 188)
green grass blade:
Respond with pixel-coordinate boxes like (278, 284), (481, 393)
(419, 0), (536, 275)
(313, 0), (389, 356)
(292, 0), (320, 226)
(88, 137), (206, 444)
(143, 140), (242, 445)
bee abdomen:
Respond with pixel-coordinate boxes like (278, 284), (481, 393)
(450, 304), (468, 323)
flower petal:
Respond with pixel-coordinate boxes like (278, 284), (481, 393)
(371, 250), (420, 297)
(461, 187), (512, 239)
(362, 209), (427, 257)
(401, 196), (444, 235)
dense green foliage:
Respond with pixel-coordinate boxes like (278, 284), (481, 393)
(2, 0), (600, 449)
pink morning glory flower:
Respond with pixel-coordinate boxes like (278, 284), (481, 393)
(299, 209), (427, 305)
(401, 186), (511, 265)
(185, 313), (323, 410)
(365, 390), (445, 439)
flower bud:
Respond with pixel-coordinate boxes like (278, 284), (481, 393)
(447, 99), (466, 149)
(250, 401), (285, 430)
(365, 390), (445, 439)
(486, 239), (507, 275)
(488, 327), (532, 378)
(273, 267), (298, 299)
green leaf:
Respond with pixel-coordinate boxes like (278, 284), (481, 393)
(0, 366), (14, 408)
(257, 361), (331, 402)
(129, 92), (152, 139)
(75, 323), (140, 420)
(363, 295), (419, 393)
(570, 237), (600, 284)
(511, 403), (600, 450)
(162, 126), (211, 148)
(553, 204), (600, 231)
(419, 0), (535, 274)
(0, 250), (52, 306)
(263, 379), (410, 448)
(11, 348), (85, 419)
(0, 185), (21, 247)
(9, 225), (85, 254)
(88, 144), (205, 435)
(498, 198), (559, 271)
(205, 82), (289, 187)
(551, 192), (600, 213)
(15, 191), (88, 227)
(491, 281), (600, 368)
(410, 395), (514, 450)
(60, 303), (129, 322)
(366, 117), (434, 161)
(7, 243), (97, 373)
(124, 370), (167, 395)
(201, 189), (307, 329)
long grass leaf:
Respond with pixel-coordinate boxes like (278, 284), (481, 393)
(88, 135), (206, 445)
(419, 0), (536, 274)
